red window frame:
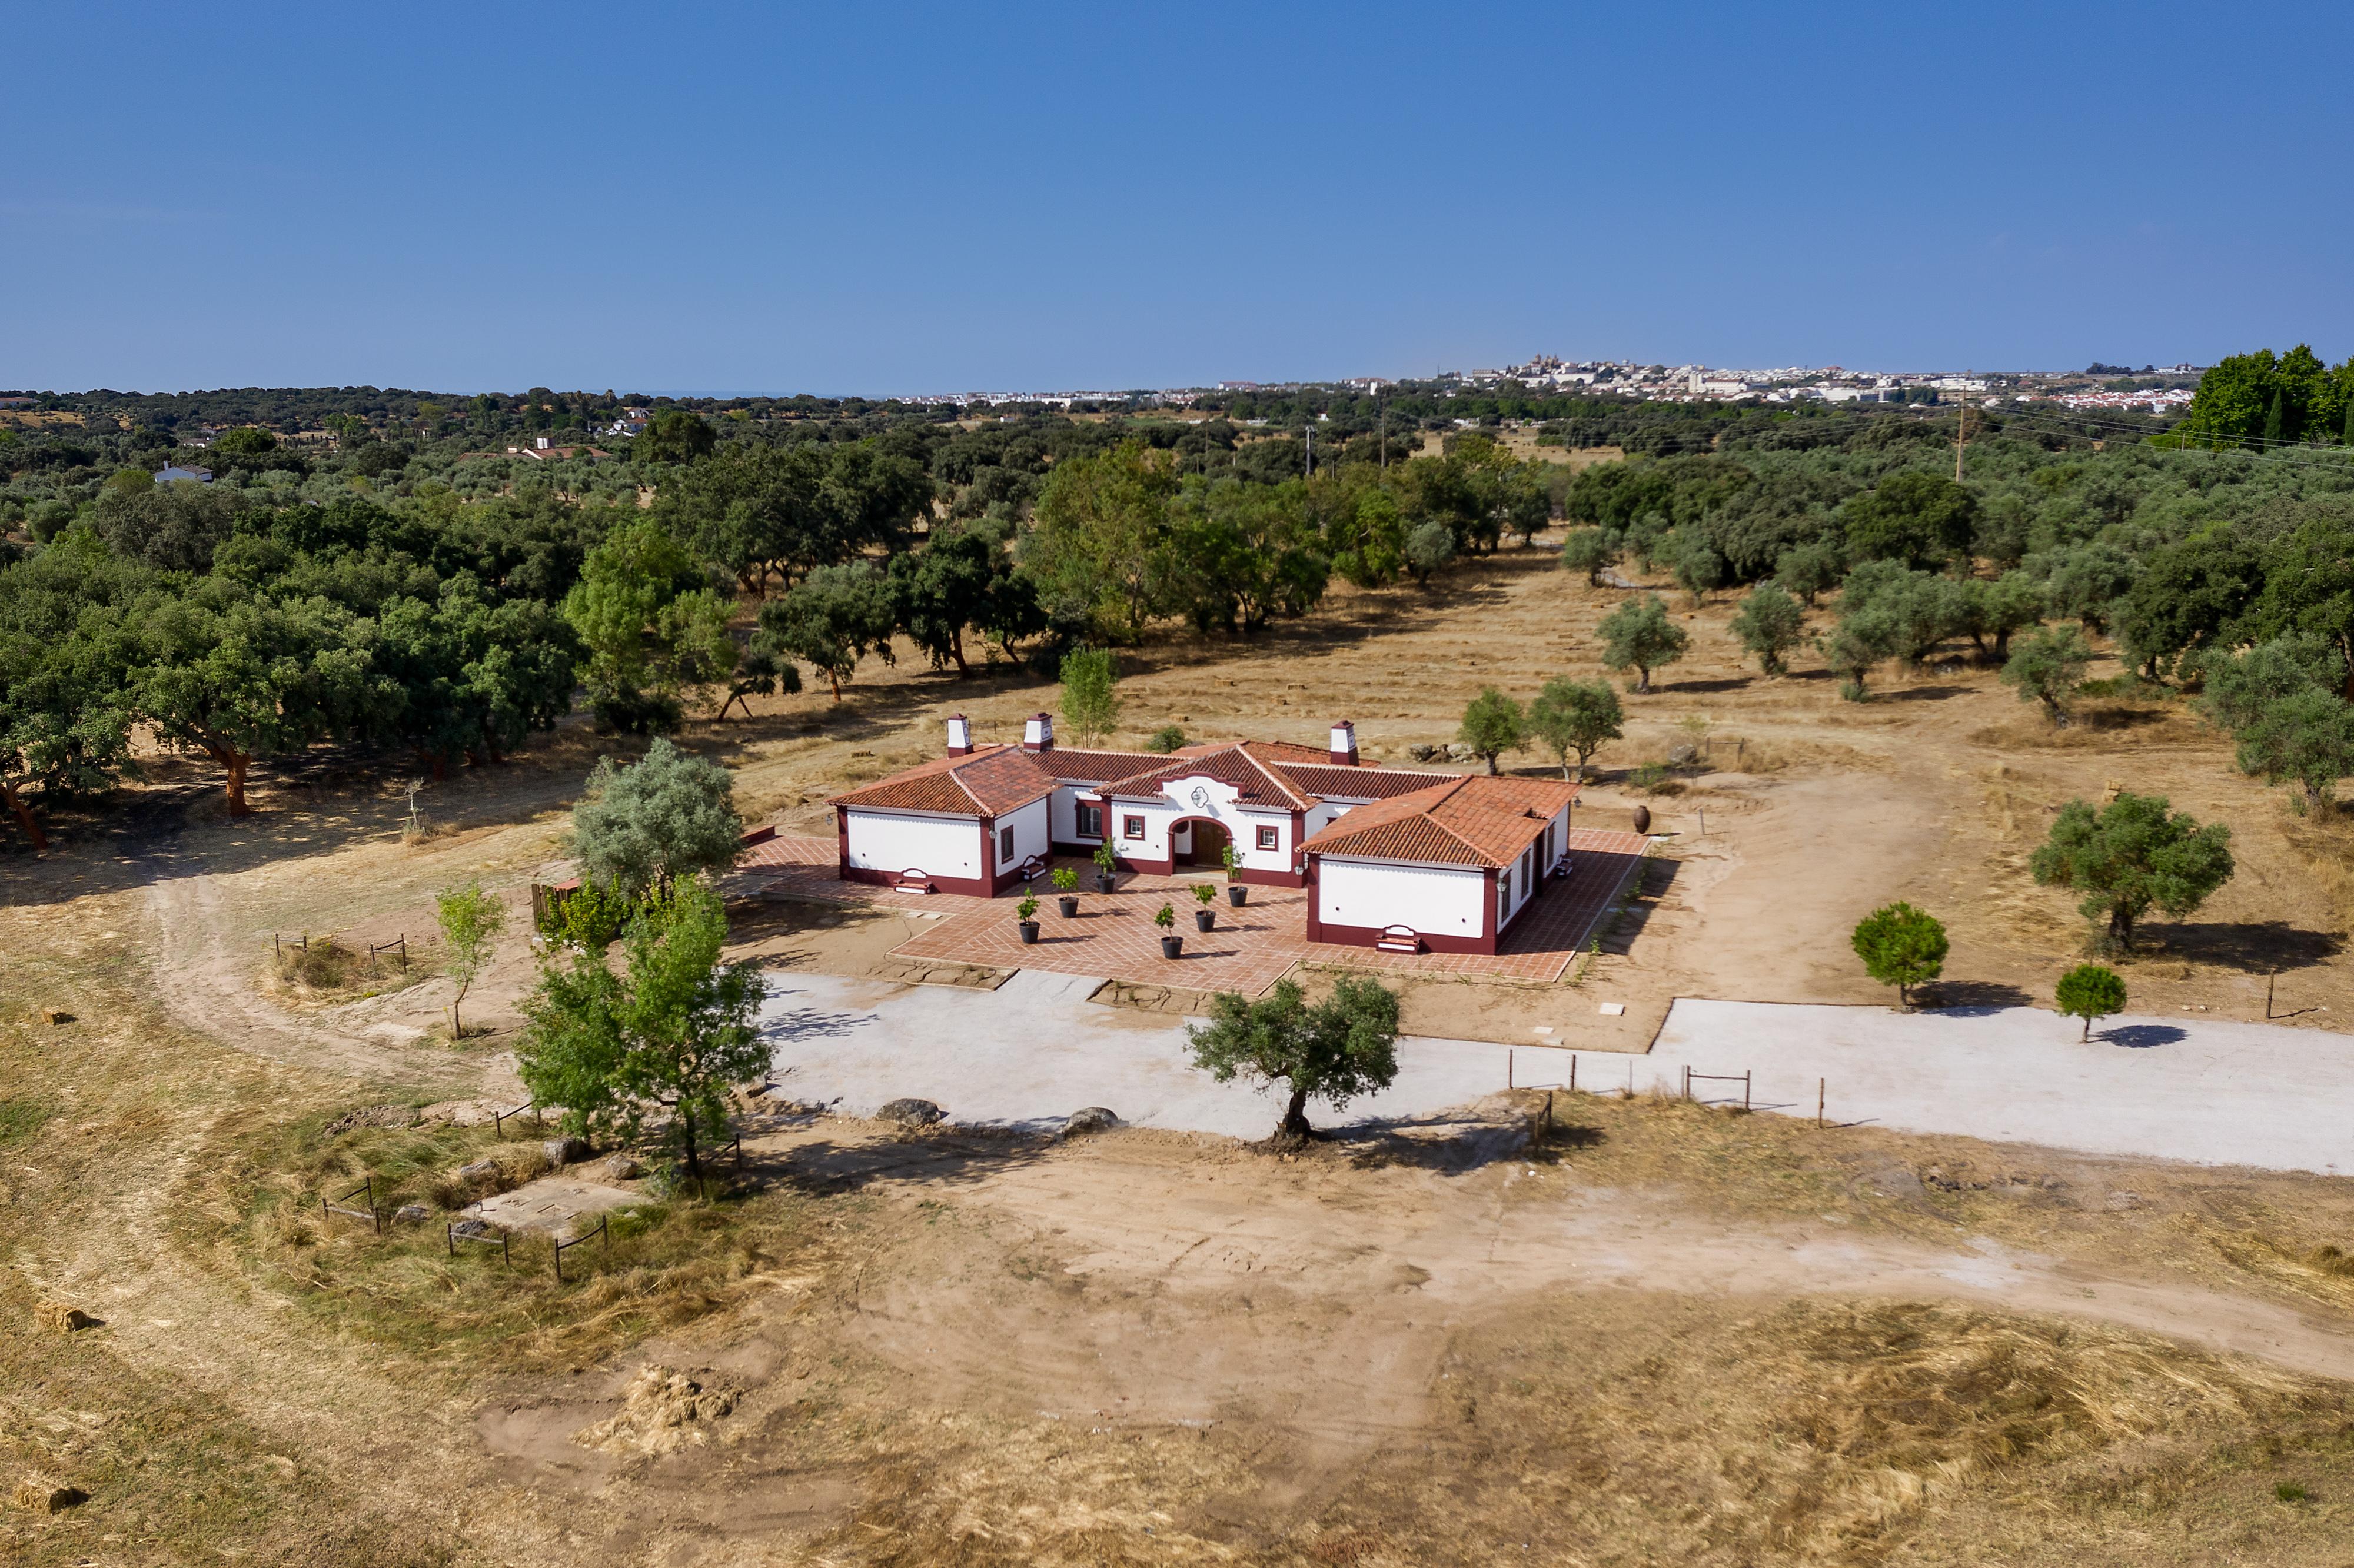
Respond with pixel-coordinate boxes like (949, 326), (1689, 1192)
(1123, 814), (1145, 840)
(1256, 825), (1278, 851)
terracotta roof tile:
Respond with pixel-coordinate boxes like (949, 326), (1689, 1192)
(831, 745), (1055, 816)
(1303, 776), (1580, 868)
(1271, 761), (1454, 801)
(1040, 748), (1173, 784)
(1103, 744), (1311, 809)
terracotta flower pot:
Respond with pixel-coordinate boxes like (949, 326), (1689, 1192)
(1018, 921), (1040, 944)
(1631, 804), (1651, 834)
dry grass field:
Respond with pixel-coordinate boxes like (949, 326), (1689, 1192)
(7, 531), (2354, 1564)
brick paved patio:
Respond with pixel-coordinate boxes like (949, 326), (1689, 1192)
(737, 830), (1650, 993)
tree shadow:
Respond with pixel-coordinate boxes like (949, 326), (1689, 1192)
(1919, 980), (2033, 1014)
(1591, 855), (1680, 956)
(1652, 675), (1754, 695)
(1328, 1111), (1560, 1173)
(751, 1129), (1057, 1194)
(2098, 1023), (2187, 1049)
(1878, 684), (1972, 703)
(2157, 921), (2346, 974)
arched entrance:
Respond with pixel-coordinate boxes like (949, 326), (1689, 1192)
(1170, 816), (1231, 868)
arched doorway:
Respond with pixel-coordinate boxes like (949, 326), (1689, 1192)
(1171, 817), (1231, 868)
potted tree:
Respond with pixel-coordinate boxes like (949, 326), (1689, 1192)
(1092, 843), (1118, 894)
(1052, 866), (1080, 918)
(1223, 844), (1248, 907)
(1154, 901), (1182, 958)
(1016, 893), (1040, 944)
(1192, 881), (1218, 932)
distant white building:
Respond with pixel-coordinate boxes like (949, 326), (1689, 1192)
(156, 464), (212, 484)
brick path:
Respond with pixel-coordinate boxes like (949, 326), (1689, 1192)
(739, 831), (1651, 994)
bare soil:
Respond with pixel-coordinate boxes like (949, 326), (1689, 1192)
(7, 531), (2354, 1563)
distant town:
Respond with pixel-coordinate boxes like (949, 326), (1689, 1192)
(886, 355), (2204, 418)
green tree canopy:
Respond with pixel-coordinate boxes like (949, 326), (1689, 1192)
(2000, 624), (2093, 725)
(2054, 963), (2126, 1041)
(1457, 686), (1525, 775)
(1402, 518), (1456, 584)
(2197, 637), (2354, 810)
(2029, 791), (2234, 951)
(1558, 526), (1619, 587)
(1597, 594), (1690, 693)
(562, 520), (736, 731)
(517, 881), (766, 1194)
(1020, 442), (1178, 640)
(1526, 676), (1622, 780)
(1842, 472), (1977, 570)
(1729, 582), (1805, 675)
(1058, 646), (1121, 746)
(567, 737), (745, 901)
(435, 881), (506, 1040)
(757, 560), (896, 700)
(1185, 974), (1401, 1140)
(635, 408), (717, 465)
(1850, 901), (1947, 1008)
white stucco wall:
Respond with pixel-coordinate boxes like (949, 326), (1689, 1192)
(1001, 796), (1050, 870)
(1317, 858), (1485, 938)
(844, 810), (981, 880)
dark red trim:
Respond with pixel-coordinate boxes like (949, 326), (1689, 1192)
(1309, 916), (1497, 955)
(840, 864), (996, 898)
(1482, 865), (1499, 945)
(834, 806), (851, 877)
(1237, 865), (1303, 888)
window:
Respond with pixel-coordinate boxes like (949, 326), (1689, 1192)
(1076, 802), (1103, 838)
(1123, 814), (1145, 841)
(1256, 825), (1279, 851)
(999, 825), (1015, 860)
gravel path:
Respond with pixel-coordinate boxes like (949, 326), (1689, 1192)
(1648, 998), (2354, 1175)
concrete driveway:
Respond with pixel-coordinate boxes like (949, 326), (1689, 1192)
(756, 969), (1552, 1140)
(1648, 998), (2354, 1176)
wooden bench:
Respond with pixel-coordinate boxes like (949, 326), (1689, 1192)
(893, 868), (936, 894)
(1375, 925), (1424, 954)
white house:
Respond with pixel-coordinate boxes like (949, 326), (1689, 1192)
(1302, 774), (1578, 954)
(831, 717), (1581, 951)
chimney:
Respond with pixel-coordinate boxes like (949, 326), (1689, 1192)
(1328, 720), (1359, 766)
(945, 714), (973, 756)
(1022, 713), (1053, 752)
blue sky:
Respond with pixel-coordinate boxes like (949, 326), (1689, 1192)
(6, 4), (2349, 394)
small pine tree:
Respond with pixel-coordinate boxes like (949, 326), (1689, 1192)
(1850, 901), (1948, 1009)
(2054, 963), (2126, 1041)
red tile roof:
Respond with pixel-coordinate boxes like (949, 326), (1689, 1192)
(1103, 744), (1312, 809)
(1302, 776), (1580, 868)
(1269, 761), (1454, 801)
(1040, 748), (1175, 784)
(831, 745), (1055, 815)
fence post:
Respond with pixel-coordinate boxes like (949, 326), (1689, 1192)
(1569, 1055), (1577, 1095)
(1743, 1071), (1751, 1113)
(1508, 1048), (1515, 1091)
(398, 934), (408, 973)
(1681, 1065), (1690, 1101)
(1817, 1077), (1825, 1128)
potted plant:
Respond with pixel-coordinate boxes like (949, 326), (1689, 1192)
(1223, 844), (1248, 907)
(1092, 843), (1118, 893)
(1153, 901), (1182, 958)
(1192, 881), (1218, 932)
(1052, 866), (1080, 917)
(1016, 893), (1040, 944)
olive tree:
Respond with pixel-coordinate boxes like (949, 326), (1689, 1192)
(1729, 582), (1805, 675)
(435, 881), (507, 1040)
(1527, 677), (1622, 780)
(2000, 625), (2093, 725)
(567, 737), (745, 901)
(2030, 792), (2233, 952)
(1458, 687), (1524, 775)
(1597, 594), (1689, 694)
(1186, 974), (1401, 1141)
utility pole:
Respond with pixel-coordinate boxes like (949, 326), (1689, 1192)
(1304, 421), (1312, 478)
(1954, 390), (1970, 482)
